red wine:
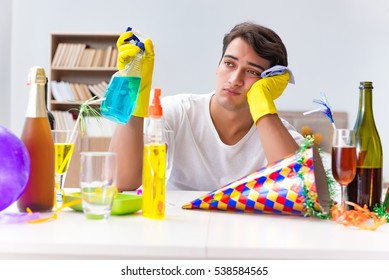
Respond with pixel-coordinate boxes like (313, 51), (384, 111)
(331, 146), (356, 185)
(347, 167), (382, 210)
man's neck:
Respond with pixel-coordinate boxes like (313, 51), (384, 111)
(209, 95), (253, 145)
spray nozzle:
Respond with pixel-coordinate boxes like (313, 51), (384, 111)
(125, 26), (146, 52)
(148, 88), (163, 117)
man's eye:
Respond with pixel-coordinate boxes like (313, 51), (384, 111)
(247, 69), (261, 77)
(224, 61), (234, 67)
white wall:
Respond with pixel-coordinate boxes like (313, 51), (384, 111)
(8, 0), (389, 181)
(0, 0), (11, 129)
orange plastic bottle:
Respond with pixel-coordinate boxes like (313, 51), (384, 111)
(17, 66), (55, 212)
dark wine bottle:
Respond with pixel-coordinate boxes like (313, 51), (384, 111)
(347, 81), (383, 210)
(45, 78), (56, 130)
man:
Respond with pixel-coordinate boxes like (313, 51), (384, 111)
(109, 22), (304, 192)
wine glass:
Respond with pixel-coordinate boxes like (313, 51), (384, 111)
(331, 129), (357, 207)
(52, 129), (78, 209)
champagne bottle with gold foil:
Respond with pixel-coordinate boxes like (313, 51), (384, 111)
(347, 81), (383, 210)
(17, 66), (55, 212)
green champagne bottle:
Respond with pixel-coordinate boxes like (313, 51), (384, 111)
(347, 81), (383, 210)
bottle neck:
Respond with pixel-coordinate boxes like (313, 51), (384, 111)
(360, 88), (373, 114)
(26, 83), (48, 118)
(355, 86), (375, 126)
(144, 116), (165, 144)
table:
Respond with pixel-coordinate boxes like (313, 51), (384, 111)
(0, 191), (388, 260)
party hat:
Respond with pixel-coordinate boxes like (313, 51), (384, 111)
(182, 142), (330, 216)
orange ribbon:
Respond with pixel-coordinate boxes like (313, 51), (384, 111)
(331, 201), (387, 231)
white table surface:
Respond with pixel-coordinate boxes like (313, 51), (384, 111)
(0, 190), (388, 260)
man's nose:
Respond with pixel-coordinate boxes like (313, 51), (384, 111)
(228, 70), (244, 87)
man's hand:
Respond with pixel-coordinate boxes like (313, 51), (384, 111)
(116, 31), (155, 118)
(247, 71), (290, 124)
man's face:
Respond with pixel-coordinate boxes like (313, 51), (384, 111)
(214, 37), (271, 112)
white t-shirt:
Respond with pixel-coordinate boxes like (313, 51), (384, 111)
(161, 92), (305, 191)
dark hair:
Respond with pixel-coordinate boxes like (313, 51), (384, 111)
(221, 22), (288, 67)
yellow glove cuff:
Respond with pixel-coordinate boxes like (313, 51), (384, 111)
(132, 38), (155, 118)
(247, 71), (290, 124)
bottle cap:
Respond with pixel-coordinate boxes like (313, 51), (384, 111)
(359, 81), (373, 89)
(27, 66), (46, 85)
(125, 26), (146, 52)
(148, 88), (163, 117)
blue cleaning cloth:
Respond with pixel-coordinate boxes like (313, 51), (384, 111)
(261, 65), (295, 84)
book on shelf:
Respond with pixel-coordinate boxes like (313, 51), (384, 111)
(91, 49), (102, 67)
(103, 45), (113, 67)
(87, 81), (106, 99)
(71, 43), (86, 67)
(50, 80), (64, 102)
(78, 48), (90, 67)
(52, 43), (65, 67)
(53, 42), (117, 68)
(51, 80), (108, 102)
(58, 81), (75, 101)
(69, 83), (82, 101)
(61, 43), (74, 67)
(109, 48), (118, 68)
(86, 49), (96, 67)
(72, 83), (90, 101)
(52, 110), (76, 130)
(80, 84), (94, 100)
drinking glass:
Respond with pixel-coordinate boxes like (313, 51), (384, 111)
(52, 129), (78, 208)
(80, 152), (117, 220)
(331, 129), (357, 207)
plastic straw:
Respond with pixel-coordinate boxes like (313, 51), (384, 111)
(69, 97), (105, 144)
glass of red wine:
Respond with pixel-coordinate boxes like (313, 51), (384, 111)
(331, 129), (357, 207)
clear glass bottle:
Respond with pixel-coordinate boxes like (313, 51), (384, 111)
(100, 27), (144, 124)
(17, 66), (55, 212)
(142, 88), (167, 219)
(347, 81), (383, 210)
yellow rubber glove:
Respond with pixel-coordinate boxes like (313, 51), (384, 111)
(247, 71), (290, 124)
(116, 31), (155, 118)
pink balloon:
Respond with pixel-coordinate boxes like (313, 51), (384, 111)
(0, 125), (30, 211)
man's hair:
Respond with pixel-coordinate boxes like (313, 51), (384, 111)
(221, 22), (288, 67)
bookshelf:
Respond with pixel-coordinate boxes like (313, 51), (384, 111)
(49, 32), (120, 111)
(49, 33), (120, 188)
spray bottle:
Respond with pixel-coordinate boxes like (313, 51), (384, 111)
(142, 88), (167, 219)
(100, 27), (146, 124)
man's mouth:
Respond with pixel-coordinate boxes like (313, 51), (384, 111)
(223, 88), (241, 96)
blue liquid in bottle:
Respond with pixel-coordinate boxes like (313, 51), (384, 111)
(100, 76), (141, 124)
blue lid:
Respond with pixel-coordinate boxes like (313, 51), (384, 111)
(136, 41), (145, 52)
(124, 26), (144, 51)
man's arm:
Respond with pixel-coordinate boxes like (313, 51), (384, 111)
(247, 68), (299, 163)
(109, 116), (144, 191)
(256, 114), (299, 164)
(108, 31), (155, 191)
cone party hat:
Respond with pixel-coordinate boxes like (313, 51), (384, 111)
(182, 142), (330, 216)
